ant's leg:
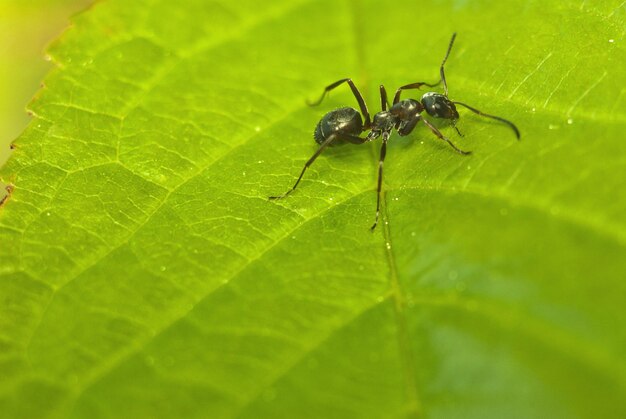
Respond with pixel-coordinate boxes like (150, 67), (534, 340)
(392, 81), (441, 104)
(453, 101), (520, 139)
(380, 85), (390, 111)
(269, 134), (336, 200)
(341, 133), (369, 145)
(371, 133), (390, 231)
(422, 118), (471, 155)
(397, 117), (420, 136)
(393, 33), (457, 104)
(440, 33), (457, 97)
(307, 78), (371, 127)
(452, 120), (464, 137)
(268, 132), (368, 200)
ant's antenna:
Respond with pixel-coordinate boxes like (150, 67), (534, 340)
(453, 101), (521, 139)
(441, 33), (457, 97)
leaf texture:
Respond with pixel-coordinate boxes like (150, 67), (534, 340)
(1, 0), (625, 418)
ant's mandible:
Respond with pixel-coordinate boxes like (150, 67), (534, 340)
(269, 33), (520, 230)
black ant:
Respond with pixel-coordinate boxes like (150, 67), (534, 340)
(269, 33), (520, 230)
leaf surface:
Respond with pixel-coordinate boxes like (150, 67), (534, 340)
(1, 0), (625, 418)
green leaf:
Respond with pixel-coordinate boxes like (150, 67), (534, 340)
(1, 0), (625, 418)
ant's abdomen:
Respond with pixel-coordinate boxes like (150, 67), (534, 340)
(314, 107), (363, 145)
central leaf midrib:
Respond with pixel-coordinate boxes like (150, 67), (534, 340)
(343, 0), (424, 414)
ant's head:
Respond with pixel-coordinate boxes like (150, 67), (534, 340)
(367, 111), (395, 140)
(421, 92), (459, 120)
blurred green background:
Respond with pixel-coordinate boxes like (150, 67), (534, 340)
(0, 0), (91, 167)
